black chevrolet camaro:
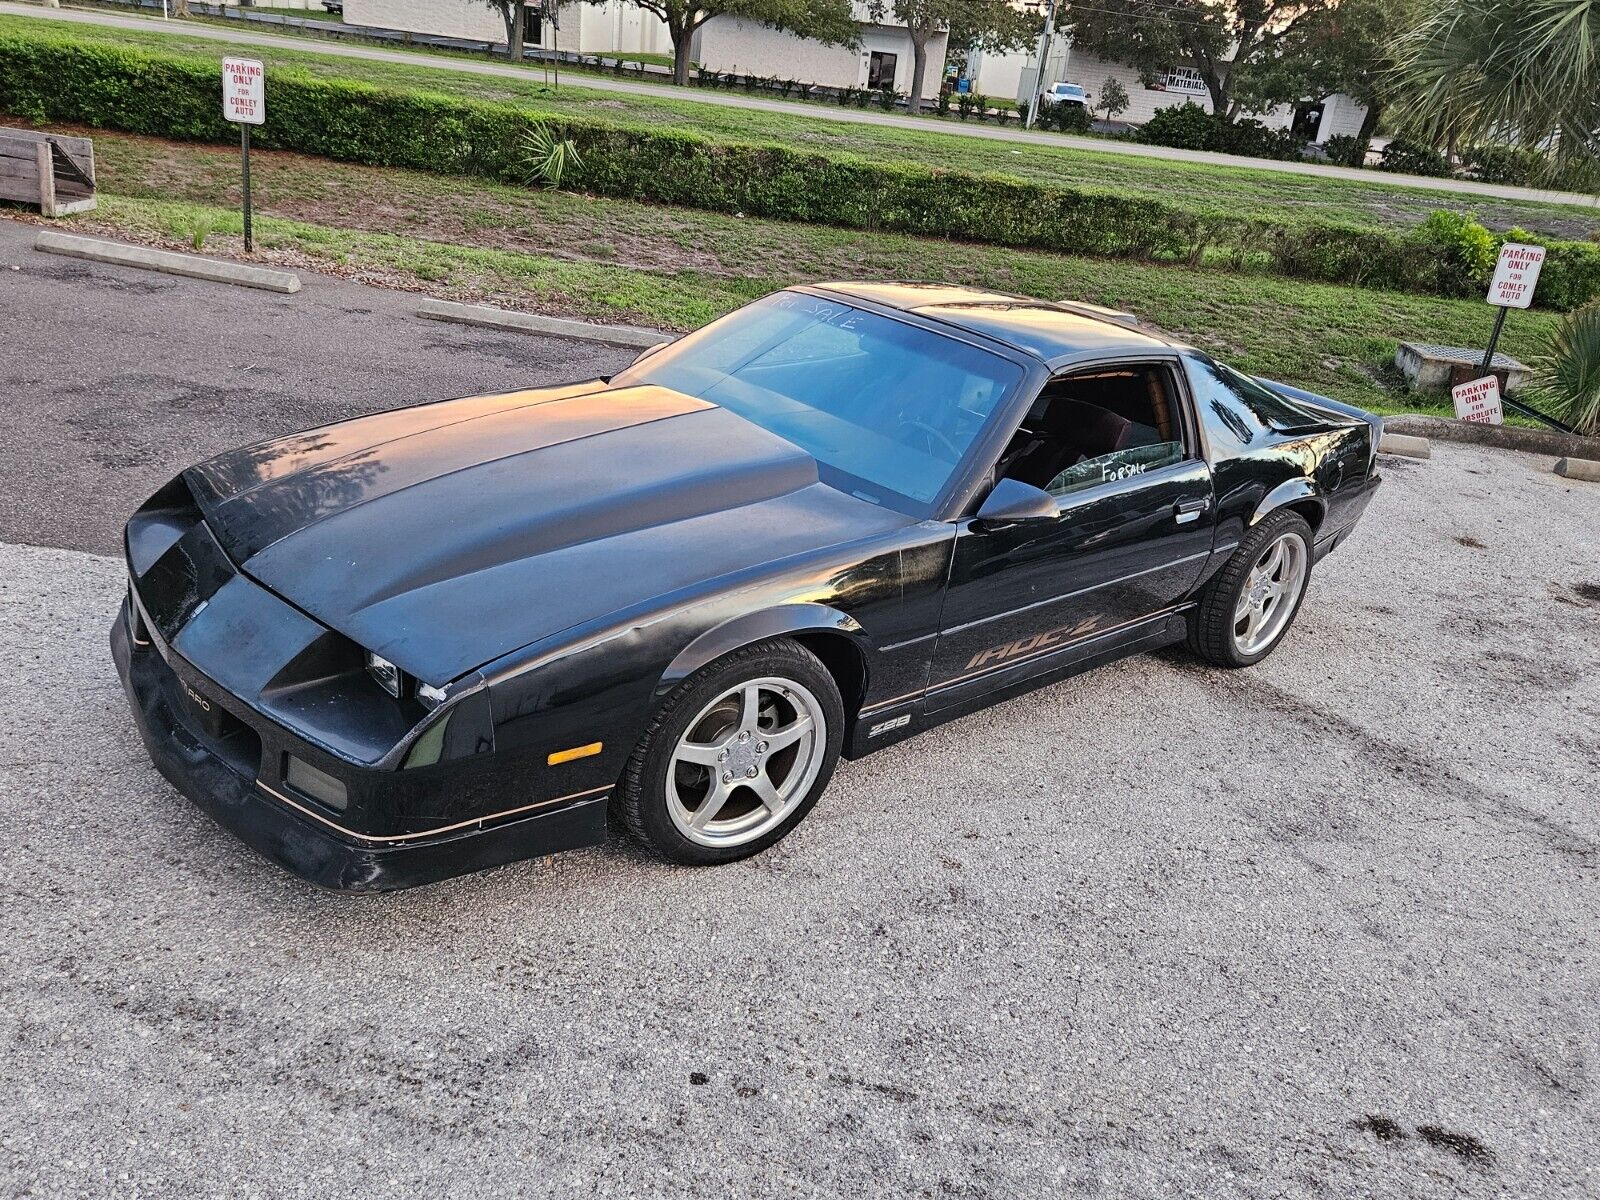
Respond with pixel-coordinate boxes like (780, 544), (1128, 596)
(114, 284), (1381, 890)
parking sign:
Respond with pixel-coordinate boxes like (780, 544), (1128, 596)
(1486, 242), (1545, 309)
(1451, 375), (1503, 425)
(223, 57), (265, 125)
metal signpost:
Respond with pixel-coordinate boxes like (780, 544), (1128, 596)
(222, 57), (265, 253)
(1457, 241), (1569, 430)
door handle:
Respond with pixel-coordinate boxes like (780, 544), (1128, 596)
(1174, 498), (1209, 524)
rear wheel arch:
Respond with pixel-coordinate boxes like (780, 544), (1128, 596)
(1251, 478), (1326, 533)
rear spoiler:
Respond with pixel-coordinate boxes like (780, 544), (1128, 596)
(1257, 377), (1384, 470)
(1255, 377), (1377, 426)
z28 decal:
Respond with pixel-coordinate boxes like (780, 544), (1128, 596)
(964, 615), (1104, 671)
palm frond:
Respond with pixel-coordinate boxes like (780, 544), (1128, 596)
(1391, 0), (1600, 167)
(1532, 300), (1600, 436)
(519, 123), (583, 190)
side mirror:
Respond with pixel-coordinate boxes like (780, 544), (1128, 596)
(973, 478), (1058, 529)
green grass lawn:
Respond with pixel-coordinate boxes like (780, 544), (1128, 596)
(6, 8), (1598, 240)
(37, 125), (1560, 419)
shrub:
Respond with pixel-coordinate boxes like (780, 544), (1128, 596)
(1, 31), (1592, 310)
(1377, 137), (1450, 177)
(1410, 210), (1496, 295)
(1530, 301), (1600, 435)
(1218, 119), (1305, 162)
(956, 90), (975, 119)
(935, 90), (950, 116)
(1464, 144), (1547, 186)
(1322, 134), (1368, 167)
(1137, 102), (1216, 150)
(1053, 103), (1093, 135)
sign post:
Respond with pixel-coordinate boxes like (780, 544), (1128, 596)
(1448, 241), (1571, 430)
(1479, 241), (1545, 373)
(222, 57), (264, 253)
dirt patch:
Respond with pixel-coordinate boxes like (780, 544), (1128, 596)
(1352, 1114), (1408, 1143)
(1416, 1125), (1495, 1166)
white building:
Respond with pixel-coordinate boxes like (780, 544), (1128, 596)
(966, 42), (1368, 143)
(342, 0), (673, 57)
(342, 1), (942, 94)
(695, 3), (947, 96)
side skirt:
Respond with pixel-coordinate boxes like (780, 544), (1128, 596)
(844, 610), (1190, 759)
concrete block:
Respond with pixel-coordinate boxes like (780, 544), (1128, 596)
(1379, 432), (1432, 459)
(1395, 341), (1529, 395)
(417, 299), (671, 349)
(33, 230), (300, 293)
(1554, 456), (1600, 482)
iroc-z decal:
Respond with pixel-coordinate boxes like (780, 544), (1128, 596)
(964, 615), (1104, 672)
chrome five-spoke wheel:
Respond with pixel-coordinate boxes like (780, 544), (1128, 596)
(1187, 510), (1315, 668)
(1233, 531), (1308, 655)
(666, 677), (828, 848)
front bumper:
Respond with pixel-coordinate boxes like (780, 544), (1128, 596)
(111, 608), (609, 891)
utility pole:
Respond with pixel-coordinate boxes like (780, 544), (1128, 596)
(1024, 0), (1060, 130)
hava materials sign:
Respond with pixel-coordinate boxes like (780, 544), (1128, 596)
(1486, 242), (1545, 309)
(223, 57), (265, 125)
(1452, 375), (1504, 425)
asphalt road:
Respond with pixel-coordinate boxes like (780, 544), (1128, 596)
(3, 0), (1598, 211)
(2, 222), (1599, 1198)
(0, 217), (632, 554)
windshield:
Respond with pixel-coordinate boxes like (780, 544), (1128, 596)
(612, 292), (1024, 516)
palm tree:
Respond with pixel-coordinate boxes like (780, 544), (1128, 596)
(1391, 0), (1600, 170)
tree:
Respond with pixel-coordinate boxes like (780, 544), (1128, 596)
(1059, 1), (1338, 120)
(1391, 0), (1600, 171)
(472, 0), (532, 61)
(881, 1), (1037, 113)
(1096, 77), (1129, 121)
(1235, 0), (1422, 151)
(595, 0), (861, 86)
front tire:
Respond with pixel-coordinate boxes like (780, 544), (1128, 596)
(1188, 510), (1314, 668)
(617, 639), (844, 865)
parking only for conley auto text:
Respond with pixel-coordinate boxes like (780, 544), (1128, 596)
(1487, 243), (1546, 309)
(223, 58), (265, 125)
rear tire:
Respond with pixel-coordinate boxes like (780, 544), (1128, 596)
(617, 639), (844, 865)
(1187, 510), (1314, 668)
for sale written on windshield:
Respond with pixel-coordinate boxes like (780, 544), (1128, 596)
(223, 58), (265, 125)
(1487, 242), (1545, 309)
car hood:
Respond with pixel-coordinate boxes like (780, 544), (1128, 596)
(184, 381), (908, 684)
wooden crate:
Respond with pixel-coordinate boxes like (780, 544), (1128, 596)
(0, 128), (96, 217)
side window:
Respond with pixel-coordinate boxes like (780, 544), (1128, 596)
(997, 363), (1190, 499)
(1048, 440), (1186, 497)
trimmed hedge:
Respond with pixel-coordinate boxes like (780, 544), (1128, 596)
(2, 32), (1596, 310)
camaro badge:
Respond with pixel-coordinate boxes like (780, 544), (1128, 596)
(868, 713), (912, 737)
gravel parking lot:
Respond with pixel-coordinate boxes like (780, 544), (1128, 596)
(1, 222), (1597, 1197)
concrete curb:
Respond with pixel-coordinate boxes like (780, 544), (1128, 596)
(417, 299), (672, 349)
(32, 230), (301, 293)
(1385, 413), (1600, 461)
(1378, 432), (1431, 460)
(1554, 457), (1600, 483)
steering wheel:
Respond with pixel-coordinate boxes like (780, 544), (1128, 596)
(896, 418), (963, 461)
